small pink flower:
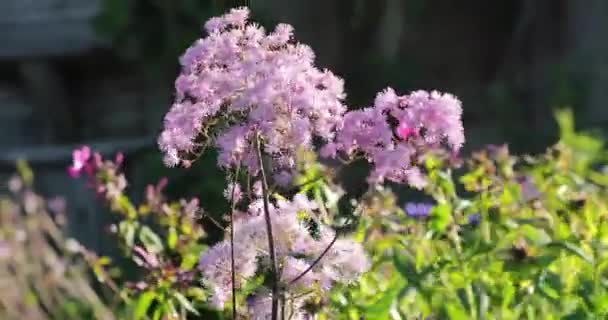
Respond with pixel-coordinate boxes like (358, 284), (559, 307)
(67, 146), (91, 178)
(114, 152), (124, 166)
(133, 246), (160, 269)
(395, 122), (417, 140)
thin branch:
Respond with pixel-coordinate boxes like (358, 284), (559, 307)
(288, 212), (356, 287)
(288, 232), (339, 286)
(201, 213), (226, 231)
(229, 164), (241, 319)
(255, 134), (279, 320)
(281, 294), (286, 320)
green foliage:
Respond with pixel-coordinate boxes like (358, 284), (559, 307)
(322, 110), (608, 319)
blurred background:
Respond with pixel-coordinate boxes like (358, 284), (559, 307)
(0, 0), (607, 253)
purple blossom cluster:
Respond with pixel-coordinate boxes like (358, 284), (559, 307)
(322, 88), (464, 188)
(158, 7), (346, 184)
(405, 202), (433, 218)
(153, 7), (467, 319)
(198, 193), (369, 316)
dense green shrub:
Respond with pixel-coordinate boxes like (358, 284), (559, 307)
(323, 110), (608, 319)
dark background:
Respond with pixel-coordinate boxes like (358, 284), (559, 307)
(0, 0), (606, 251)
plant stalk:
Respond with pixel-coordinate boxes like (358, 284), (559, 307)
(255, 134), (279, 320)
(229, 164), (241, 319)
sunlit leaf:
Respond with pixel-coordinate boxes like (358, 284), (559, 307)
(133, 291), (156, 320)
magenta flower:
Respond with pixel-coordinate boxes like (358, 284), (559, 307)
(396, 122), (418, 140)
(67, 146), (91, 178)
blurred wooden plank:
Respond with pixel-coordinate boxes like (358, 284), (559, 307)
(0, 0), (103, 58)
(18, 61), (72, 143)
(0, 137), (154, 167)
(0, 84), (35, 147)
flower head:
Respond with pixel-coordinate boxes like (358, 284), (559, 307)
(405, 202), (433, 218)
(158, 8), (347, 185)
(323, 88), (464, 188)
(198, 193), (369, 312)
(467, 213), (481, 226)
(68, 146), (91, 177)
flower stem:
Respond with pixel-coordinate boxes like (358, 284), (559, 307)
(229, 164), (241, 319)
(255, 135), (279, 320)
(289, 232), (338, 286)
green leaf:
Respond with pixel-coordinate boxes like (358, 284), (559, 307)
(546, 241), (594, 264)
(538, 271), (560, 300)
(520, 225), (552, 246)
(445, 302), (469, 320)
(16, 159), (34, 186)
(133, 291), (156, 320)
(429, 203), (452, 232)
(186, 288), (206, 301)
(501, 282), (515, 309)
(167, 227), (178, 250)
(555, 109), (575, 138)
(393, 254), (419, 285)
(172, 292), (199, 316)
(139, 226), (164, 254)
(119, 221), (137, 248)
(363, 285), (400, 319)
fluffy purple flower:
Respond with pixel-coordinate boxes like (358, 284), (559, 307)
(246, 291), (310, 320)
(323, 88), (464, 188)
(281, 257), (317, 288)
(158, 7), (347, 184)
(198, 241), (258, 309)
(223, 181), (242, 202)
(246, 293), (272, 320)
(198, 193), (369, 312)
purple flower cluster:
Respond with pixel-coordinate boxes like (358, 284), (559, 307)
(158, 7), (346, 184)
(154, 7), (468, 319)
(405, 202), (433, 218)
(198, 193), (369, 314)
(322, 88), (464, 188)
